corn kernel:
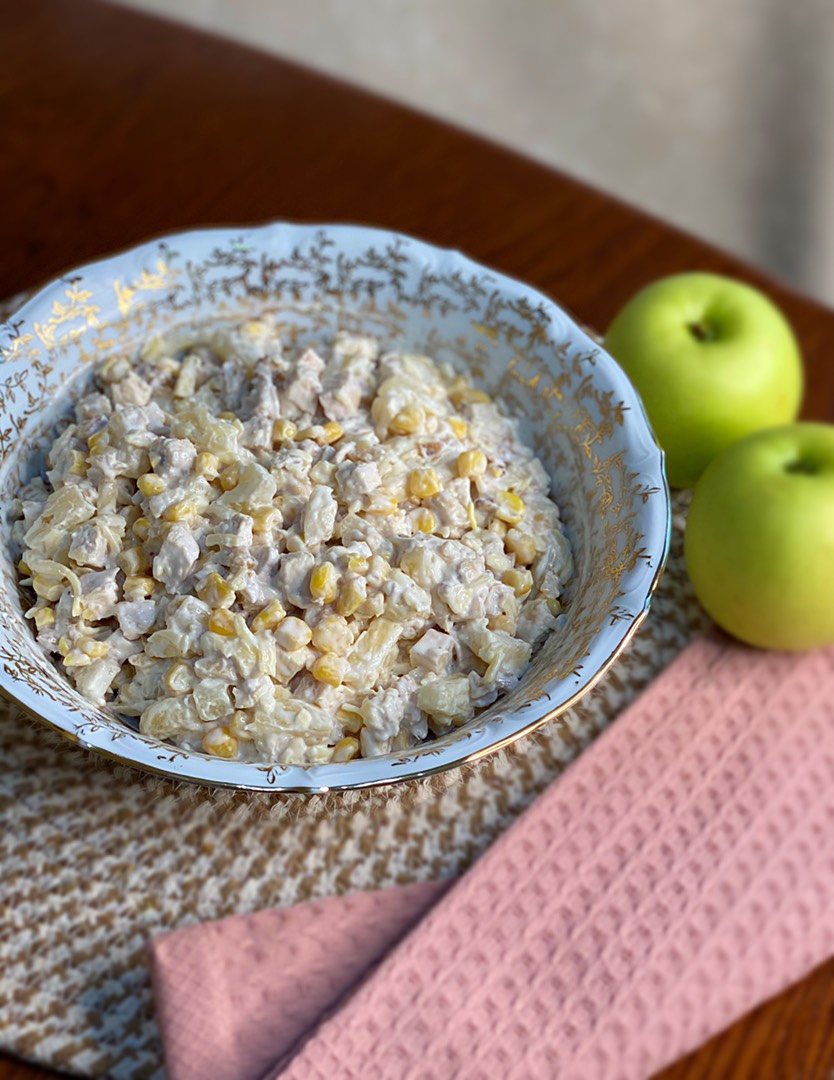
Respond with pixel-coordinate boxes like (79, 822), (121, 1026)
(547, 597), (563, 616)
(218, 411), (237, 421)
(272, 419), (297, 442)
(34, 607), (55, 630)
(312, 614), (352, 654)
(63, 651), (92, 668)
(208, 608), (237, 636)
(504, 567), (533, 597)
(337, 705), (363, 733)
(100, 353), (132, 379)
(449, 417), (468, 439)
(57, 635), (72, 657)
(165, 661), (193, 693)
(228, 711), (252, 739)
(251, 599), (287, 633)
(32, 576), (63, 601)
(194, 451), (219, 479)
(124, 574), (156, 597)
(347, 554), (369, 573)
(81, 639), (109, 659)
(137, 473), (165, 497)
(310, 563), (338, 603)
(163, 499), (197, 523)
(366, 493), (399, 516)
(320, 421), (343, 445)
(408, 468), (441, 500)
(68, 451), (88, 477)
(274, 616), (312, 651)
(331, 735), (360, 762)
(197, 571), (235, 609)
(17, 558), (31, 576)
(87, 429), (109, 453)
(451, 387), (491, 406)
(121, 546), (151, 576)
(389, 405), (425, 436)
(219, 463), (240, 491)
(457, 450), (487, 479)
(310, 460), (336, 485)
(495, 490), (525, 525)
(132, 516), (150, 541)
(336, 580), (365, 618)
(505, 529), (537, 565)
(250, 506), (280, 533)
(413, 507), (437, 534)
(311, 654), (348, 687)
(201, 727), (239, 759)
(174, 353), (199, 398)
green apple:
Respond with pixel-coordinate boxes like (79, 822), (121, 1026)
(684, 423), (834, 650)
(604, 273), (803, 488)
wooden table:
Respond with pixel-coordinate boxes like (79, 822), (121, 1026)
(3, 1), (834, 1077)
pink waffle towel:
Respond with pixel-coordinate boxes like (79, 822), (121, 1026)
(149, 635), (834, 1079)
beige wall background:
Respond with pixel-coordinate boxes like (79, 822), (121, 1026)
(113, 0), (834, 305)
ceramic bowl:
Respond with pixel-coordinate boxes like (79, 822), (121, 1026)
(0, 223), (669, 791)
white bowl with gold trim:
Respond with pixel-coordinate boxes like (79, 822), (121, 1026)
(0, 223), (669, 791)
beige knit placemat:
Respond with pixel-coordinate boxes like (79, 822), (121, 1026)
(0, 293), (706, 1078)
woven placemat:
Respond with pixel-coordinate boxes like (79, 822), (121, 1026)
(0, 293), (706, 1078)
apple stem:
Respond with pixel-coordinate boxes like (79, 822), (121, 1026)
(687, 321), (713, 343)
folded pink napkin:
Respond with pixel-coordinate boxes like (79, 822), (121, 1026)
(149, 635), (834, 1080)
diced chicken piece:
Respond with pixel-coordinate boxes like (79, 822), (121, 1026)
(515, 597), (557, 646)
(153, 524), (200, 590)
(428, 485), (471, 534)
(104, 629), (143, 663)
(244, 364), (282, 419)
(68, 523), (109, 568)
(409, 629), (455, 674)
(273, 645), (314, 684)
(218, 462), (276, 513)
(232, 674), (275, 710)
(319, 351), (375, 421)
(242, 415), (273, 449)
(108, 402), (167, 447)
(283, 348), (324, 416)
(359, 684), (408, 745)
(205, 513), (254, 550)
(335, 460), (381, 501)
(383, 569), (431, 625)
(73, 658), (121, 706)
(117, 600), (157, 639)
(151, 438), (197, 483)
(302, 485), (337, 546)
(110, 371), (152, 406)
(235, 568), (279, 608)
(276, 550), (314, 608)
(214, 320), (285, 366)
(75, 393), (112, 423)
(533, 532), (573, 599)
(221, 357), (247, 411)
(78, 569), (119, 621)
(86, 448), (129, 482)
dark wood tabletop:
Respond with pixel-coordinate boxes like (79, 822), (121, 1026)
(3, 1), (834, 1078)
